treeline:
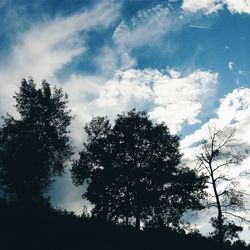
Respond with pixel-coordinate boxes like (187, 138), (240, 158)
(0, 79), (249, 249)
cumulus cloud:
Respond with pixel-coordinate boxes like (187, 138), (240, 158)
(181, 88), (250, 202)
(94, 68), (218, 133)
(225, 0), (250, 14)
(182, 0), (250, 14)
(62, 74), (108, 151)
(180, 89), (250, 239)
(149, 70), (218, 133)
(182, 0), (223, 14)
(182, 87), (250, 148)
(180, 88), (250, 240)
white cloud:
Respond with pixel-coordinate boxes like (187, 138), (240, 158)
(181, 88), (250, 203)
(225, 0), (250, 14)
(0, 1), (121, 215)
(182, 0), (223, 14)
(228, 61), (234, 71)
(12, 1), (119, 79)
(182, 0), (250, 14)
(91, 4), (179, 78)
(149, 70), (218, 133)
(93, 69), (155, 117)
(62, 74), (107, 150)
(94, 68), (218, 133)
(0, 1), (120, 116)
(180, 88), (250, 240)
(113, 4), (173, 48)
(217, 88), (250, 127)
(111, 4), (185, 71)
(182, 87), (250, 148)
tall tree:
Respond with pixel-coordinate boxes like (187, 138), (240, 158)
(196, 124), (247, 245)
(71, 116), (114, 221)
(0, 78), (73, 204)
(72, 110), (207, 230)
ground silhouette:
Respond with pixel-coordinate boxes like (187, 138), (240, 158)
(0, 199), (249, 250)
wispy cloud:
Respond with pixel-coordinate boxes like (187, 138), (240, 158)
(111, 4), (186, 70)
(0, 0), (120, 116)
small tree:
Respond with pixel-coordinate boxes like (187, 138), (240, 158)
(210, 216), (243, 242)
(72, 110), (207, 230)
(196, 124), (247, 244)
(0, 78), (73, 204)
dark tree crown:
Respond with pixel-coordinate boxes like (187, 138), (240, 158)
(0, 78), (73, 203)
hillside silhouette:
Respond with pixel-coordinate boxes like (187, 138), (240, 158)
(0, 200), (249, 250)
(0, 201), (250, 250)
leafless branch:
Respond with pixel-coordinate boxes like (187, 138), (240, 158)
(222, 211), (250, 223)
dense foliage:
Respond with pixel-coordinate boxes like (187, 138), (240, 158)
(0, 78), (73, 203)
(71, 110), (207, 229)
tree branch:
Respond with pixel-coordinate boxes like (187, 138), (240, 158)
(222, 211), (250, 223)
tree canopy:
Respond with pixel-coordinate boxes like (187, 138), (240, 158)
(0, 78), (73, 204)
(71, 110), (207, 230)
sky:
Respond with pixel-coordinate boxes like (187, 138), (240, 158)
(1, 0), (250, 241)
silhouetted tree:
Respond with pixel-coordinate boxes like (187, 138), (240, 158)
(71, 116), (114, 221)
(210, 216), (243, 242)
(196, 124), (248, 245)
(72, 110), (207, 230)
(0, 78), (73, 204)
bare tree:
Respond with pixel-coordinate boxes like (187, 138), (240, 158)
(196, 124), (248, 245)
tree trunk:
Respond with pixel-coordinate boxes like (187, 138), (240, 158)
(125, 215), (129, 226)
(103, 187), (109, 222)
(135, 204), (140, 231)
(210, 163), (223, 245)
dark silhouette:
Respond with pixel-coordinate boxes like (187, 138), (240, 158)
(196, 124), (248, 245)
(0, 78), (73, 204)
(71, 110), (207, 230)
(210, 216), (243, 242)
(0, 197), (248, 250)
(0, 81), (249, 249)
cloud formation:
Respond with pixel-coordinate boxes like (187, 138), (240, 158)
(182, 0), (223, 14)
(182, 0), (250, 14)
(0, 1), (120, 116)
(181, 87), (250, 149)
(111, 3), (184, 70)
(94, 68), (218, 133)
(180, 87), (250, 240)
(0, 1), (249, 240)
(149, 69), (218, 133)
(228, 61), (234, 71)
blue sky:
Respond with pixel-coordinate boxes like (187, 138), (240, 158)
(1, 0), (250, 241)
